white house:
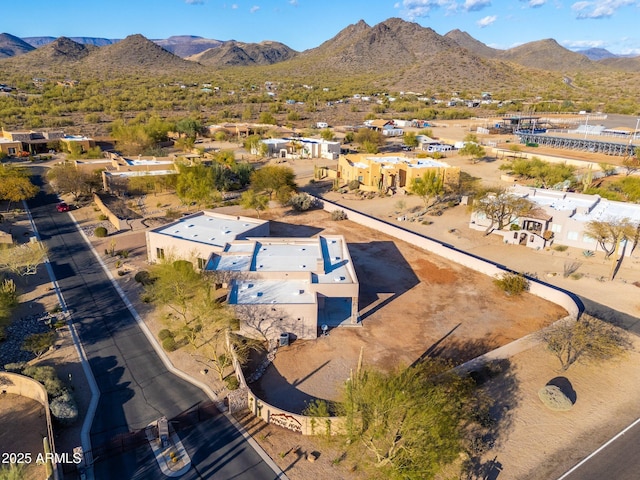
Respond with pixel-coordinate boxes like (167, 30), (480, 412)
(469, 185), (640, 256)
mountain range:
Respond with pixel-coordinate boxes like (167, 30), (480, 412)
(1, 18), (638, 91)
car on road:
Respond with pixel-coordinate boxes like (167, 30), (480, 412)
(56, 202), (70, 212)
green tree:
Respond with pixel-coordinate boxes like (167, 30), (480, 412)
(458, 142), (486, 164)
(249, 165), (296, 201)
(354, 128), (385, 153)
(472, 189), (536, 235)
(320, 128), (335, 141)
(0, 165), (39, 209)
(175, 117), (202, 139)
(258, 111), (277, 125)
(240, 189), (269, 218)
(175, 164), (228, 207)
(342, 360), (476, 479)
(243, 134), (268, 156)
(403, 131), (419, 149)
(409, 170), (444, 208)
(540, 315), (631, 371)
(145, 260), (253, 381)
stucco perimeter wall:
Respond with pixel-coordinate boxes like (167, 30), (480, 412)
(0, 372), (57, 470)
(246, 388), (345, 436)
(318, 198), (580, 321)
(93, 193), (124, 231)
(491, 147), (609, 170)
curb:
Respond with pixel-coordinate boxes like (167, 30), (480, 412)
(70, 214), (288, 479)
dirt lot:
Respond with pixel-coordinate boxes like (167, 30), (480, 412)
(0, 394), (47, 480)
(251, 207), (566, 413)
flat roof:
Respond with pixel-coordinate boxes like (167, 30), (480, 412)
(208, 236), (354, 284)
(152, 211), (267, 248)
(124, 158), (174, 166)
(104, 170), (177, 177)
(229, 279), (316, 305)
(511, 185), (640, 223)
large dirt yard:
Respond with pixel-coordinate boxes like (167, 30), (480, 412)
(251, 208), (567, 413)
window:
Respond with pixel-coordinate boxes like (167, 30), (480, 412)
(8, 148), (16, 155)
(197, 258), (206, 269)
(156, 248), (165, 260)
(551, 223), (562, 233)
(567, 231), (579, 241)
(582, 235), (595, 244)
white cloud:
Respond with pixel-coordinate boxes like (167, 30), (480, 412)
(396, 0), (456, 20)
(250, 5), (260, 13)
(289, 0), (298, 5)
(477, 14), (497, 27)
(520, 0), (546, 7)
(571, 0), (635, 19)
(464, 0), (491, 11)
(562, 39), (605, 49)
(231, 4), (238, 9)
(185, 0), (204, 4)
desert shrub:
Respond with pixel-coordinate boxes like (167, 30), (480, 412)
(553, 245), (568, 252)
(94, 226), (108, 237)
(158, 329), (173, 341)
(3, 361), (26, 372)
(162, 336), (177, 352)
(98, 214), (108, 221)
(22, 331), (56, 358)
(134, 270), (153, 285)
(331, 210), (347, 221)
(493, 272), (529, 296)
(165, 209), (181, 220)
(538, 385), (573, 411)
(49, 391), (79, 426)
(289, 193), (315, 212)
(21, 365), (64, 397)
(117, 270), (126, 276)
(225, 375), (240, 390)
(347, 180), (360, 191)
(118, 249), (129, 258)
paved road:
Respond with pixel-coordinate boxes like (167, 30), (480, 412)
(27, 169), (281, 479)
(559, 419), (640, 480)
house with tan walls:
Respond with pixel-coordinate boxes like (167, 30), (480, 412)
(0, 137), (23, 156)
(145, 212), (359, 340)
(337, 153), (460, 192)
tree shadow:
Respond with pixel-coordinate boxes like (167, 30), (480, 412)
(463, 357), (519, 480)
(412, 334), (520, 480)
(547, 376), (577, 404)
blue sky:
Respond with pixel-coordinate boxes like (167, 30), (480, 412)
(7, 0), (640, 55)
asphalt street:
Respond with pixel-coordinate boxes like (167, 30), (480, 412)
(27, 169), (281, 479)
(559, 419), (640, 480)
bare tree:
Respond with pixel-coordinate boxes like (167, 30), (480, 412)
(472, 189), (536, 235)
(540, 315), (631, 371)
(584, 219), (635, 280)
(0, 241), (48, 277)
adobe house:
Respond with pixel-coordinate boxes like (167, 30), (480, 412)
(337, 153), (460, 193)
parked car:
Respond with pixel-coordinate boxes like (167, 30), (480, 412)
(56, 202), (70, 212)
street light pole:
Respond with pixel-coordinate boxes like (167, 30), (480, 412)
(634, 118), (640, 141)
(583, 114), (590, 140)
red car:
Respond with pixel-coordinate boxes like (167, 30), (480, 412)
(56, 202), (70, 212)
